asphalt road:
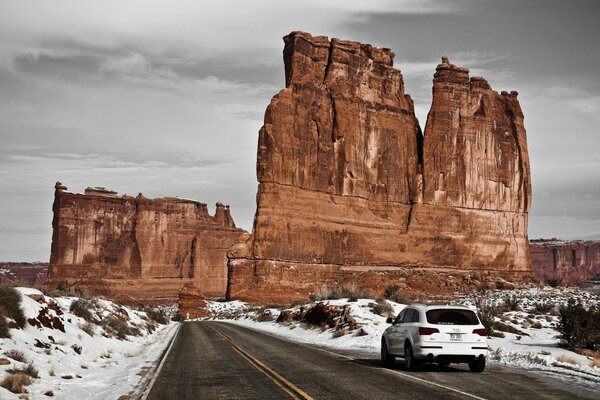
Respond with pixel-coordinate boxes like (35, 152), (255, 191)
(145, 321), (597, 400)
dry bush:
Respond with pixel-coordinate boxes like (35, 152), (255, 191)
(493, 321), (528, 336)
(558, 300), (600, 349)
(80, 321), (95, 337)
(531, 301), (555, 314)
(0, 372), (32, 393)
(7, 363), (39, 379)
(502, 294), (521, 311)
(48, 367), (55, 377)
(102, 316), (140, 340)
(332, 328), (346, 338)
(556, 354), (579, 365)
(70, 299), (95, 322)
(143, 308), (169, 325)
(531, 321), (543, 329)
(4, 350), (27, 363)
(0, 316), (8, 339)
(253, 308), (275, 322)
(0, 285), (26, 330)
(309, 283), (371, 302)
(370, 300), (394, 317)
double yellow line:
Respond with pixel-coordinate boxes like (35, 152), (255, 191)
(209, 326), (313, 400)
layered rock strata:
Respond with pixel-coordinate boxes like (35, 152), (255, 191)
(228, 32), (532, 303)
(531, 240), (600, 285)
(48, 182), (247, 300)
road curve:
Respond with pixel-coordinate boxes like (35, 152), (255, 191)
(146, 321), (595, 399)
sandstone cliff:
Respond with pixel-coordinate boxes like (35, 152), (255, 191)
(48, 182), (247, 300)
(228, 32), (532, 304)
(531, 240), (600, 285)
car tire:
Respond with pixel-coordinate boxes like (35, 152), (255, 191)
(468, 357), (486, 373)
(381, 339), (395, 366)
(404, 343), (418, 371)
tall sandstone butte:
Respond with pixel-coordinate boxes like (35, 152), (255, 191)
(47, 182), (248, 301)
(228, 32), (532, 303)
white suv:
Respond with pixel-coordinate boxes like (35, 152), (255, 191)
(381, 304), (488, 372)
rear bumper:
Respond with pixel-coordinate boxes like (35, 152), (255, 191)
(414, 343), (488, 362)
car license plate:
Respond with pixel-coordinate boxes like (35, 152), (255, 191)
(450, 333), (462, 341)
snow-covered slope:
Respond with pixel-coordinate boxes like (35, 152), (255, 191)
(0, 288), (178, 399)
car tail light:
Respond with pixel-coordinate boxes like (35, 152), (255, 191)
(473, 328), (487, 336)
(419, 327), (439, 335)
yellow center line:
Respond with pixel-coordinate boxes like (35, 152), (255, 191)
(209, 325), (314, 400)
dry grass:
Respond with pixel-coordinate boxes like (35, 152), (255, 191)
(556, 354), (579, 365)
(590, 358), (600, 368)
(0, 372), (32, 393)
(4, 350), (27, 363)
(48, 367), (55, 377)
(7, 363), (40, 379)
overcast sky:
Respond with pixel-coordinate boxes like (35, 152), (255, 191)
(1, 0), (599, 261)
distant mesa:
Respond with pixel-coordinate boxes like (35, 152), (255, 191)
(227, 32), (533, 303)
(47, 182), (248, 301)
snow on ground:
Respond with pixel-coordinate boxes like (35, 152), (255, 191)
(210, 286), (600, 388)
(0, 288), (178, 399)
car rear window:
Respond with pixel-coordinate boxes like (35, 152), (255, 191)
(426, 309), (479, 325)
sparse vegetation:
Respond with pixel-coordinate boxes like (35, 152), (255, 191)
(546, 279), (561, 288)
(80, 321), (95, 337)
(558, 299), (600, 349)
(0, 285), (26, 337)
(531, 301), (555, 314)
(7, 363), (40, 379)
(502, 294), (521, 311)
(4, 350), (27, 363)
(474, 293), (500, 338)
(370, 299), (394, 317)
(0, 372), (32, 393)
(383, 284), (408, 304)
(102, 316), (141, 340)
(69, 298), (95, 322)
(253, 308), (275, 322)
(143, 307), (169, 325)
(493, 321), (528, 336)
(71, 344), (82, 355)
(309, 283), (371, 302)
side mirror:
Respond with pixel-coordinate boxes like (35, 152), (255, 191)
(386, 317), (393, 324)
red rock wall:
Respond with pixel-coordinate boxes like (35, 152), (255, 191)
(531, 241), (600, 285)
(47, 183), (247, 300)
(228, 32), (533, 304)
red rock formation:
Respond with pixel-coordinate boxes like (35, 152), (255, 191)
(47, 182), (247, 300)
(531, 240), (600, 285)
(0, 262), (48, 287)
(227, 32), (532, 304)
(177, 283), (209, 319)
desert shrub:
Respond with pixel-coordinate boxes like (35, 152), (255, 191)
(80, 321), (95, 337)
(102, 316), (140, 340)
(253, 308), (275, 322)
(310, 283), (371, 302)
(383, 285), (408, 304)
(354, 328), (368, 337)
(531, 302), (554, 314)
(546, 279), (561, 288)
(531, 321), (543, 329)
(590, 358), (600, 368)
(4, 350), (27, 363)
(558, 299), (600, 349)
(502, 294), (521, 311)
(475, 296), (500, 337)
(0, 372), (32, 393)
(0, 285), (26, 328)
(0, 316), (8, 338)
(493, 321), (527, 335)
(143, 307), (169, 325)
(332, 328), (346, 338)
(370, 300), (394, 317)
(8, 363), (39, 378)
(56, 281), (70, 293)
(556, 354), (579, 365)
(70, 299), (95, 322)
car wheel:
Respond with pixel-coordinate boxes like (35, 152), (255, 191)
(381, 339), (395, 366)
(404, 343), (418, 371)
(468, 357), (486, 373)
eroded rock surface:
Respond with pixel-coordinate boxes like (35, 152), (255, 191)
(531, 240), (600, 285)
(47, 182), (247, 300)
(228, 32), (533, 303)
